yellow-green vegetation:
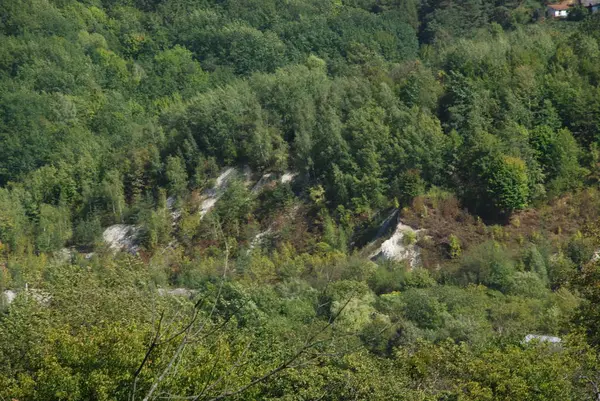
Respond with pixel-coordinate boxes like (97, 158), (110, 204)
(3, 0), (600, 399)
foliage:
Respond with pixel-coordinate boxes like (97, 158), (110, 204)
(1, 0), (600, 399)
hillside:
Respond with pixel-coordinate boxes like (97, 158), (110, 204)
(3, 0), (600, 400)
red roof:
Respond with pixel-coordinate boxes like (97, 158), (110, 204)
(547, 3), (570, 9)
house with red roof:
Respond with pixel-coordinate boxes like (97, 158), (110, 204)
(546, 0), (600, 18)
(546, 2), (571, 18)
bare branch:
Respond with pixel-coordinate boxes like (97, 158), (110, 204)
(134, 220), (358, 401)
(131, 311), (165, 401)
(193, 219), (229, 338)
(191, 341), (253, 401)
(143, 329), (191, 401)
(134, 219), (232, 401)
(200, 296), (355, 401)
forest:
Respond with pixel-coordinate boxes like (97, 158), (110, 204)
(3, 0), (600, 399)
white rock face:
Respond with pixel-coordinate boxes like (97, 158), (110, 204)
(523, 334), (561, 344)
(56, 248), (73, 263)
(2, 290), (16, 305)
(2, 289), (52, 306)
(253, 171), (297, 193)
(200, 198), (217, 218)
(281, 172), (297, 184)
(103, 224), (139, 253)
(166, 196), (176, 210)
(249, 228), (273, 250)
(29, 289), (51, 305)
(157, 288), (196, 298)
(167, 196), (182, 222)
(200, 168), (237, 218)
(370, 220), (422, 269)
(252, 173), (275, 193)
(214, 168), (236, 191)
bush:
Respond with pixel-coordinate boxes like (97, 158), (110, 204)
(72, 215), (102, 248)
(458, 241), (516, 293)
(401, 288), (448, 330)
(448, 234), (461, 258)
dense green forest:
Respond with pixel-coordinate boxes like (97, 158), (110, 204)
(4, 0), (600, 399)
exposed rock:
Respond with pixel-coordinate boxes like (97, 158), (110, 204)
(56, 248), (74, 263)
(103, 224), (139, 253)
(252, 173), (276, 193)
(2, 288), (52, 306)
(200, 168), (237, 219)
(167, 196), (182, 222)
(199, 169), (296, 218)
(370, 220), (422, 269)
(252, 171), (298, 193)
(29, 289), (52, 305)
(200, 198), (217, 218)
(2, 290), (16, 305)
(281, 172), (297, 184)
(214, 168), (237, 192)
(249, 228), (273, 250)
(157, 288), (196, 298)
(166, 196), (176, 210)
(523, 334), (561, 344)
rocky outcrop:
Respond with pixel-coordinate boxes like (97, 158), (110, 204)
(103, 224), (139, 253)
(280, 172), (297, 184)
(370, 220), (423, 269)
(157, 288), (197, 298)
(1, 288), (51, 306)
(523, 334), (561, 344)
(1, 290), (16, 305)
(252, 173), (277, 193)
(249, 228), (273, 250)
(200, 168), (237, 218)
